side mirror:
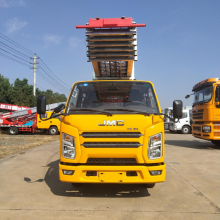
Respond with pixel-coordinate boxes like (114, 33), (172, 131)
(173, 100), (183, 119)
(185, 95), (190, 99)
(37, 95), (46, 114)
(53, 104), (65, 113)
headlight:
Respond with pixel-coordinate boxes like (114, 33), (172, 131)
(202, 126), (211, 133)
(62, 133), (76, 159)
(148, 133), (162, 159)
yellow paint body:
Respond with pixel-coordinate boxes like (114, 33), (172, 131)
(59, 80), (166, 184)
(192, 78), (220, 141)
(37, 111), (60, 132)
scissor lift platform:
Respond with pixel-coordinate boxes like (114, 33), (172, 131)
(76, 17), (145, 80)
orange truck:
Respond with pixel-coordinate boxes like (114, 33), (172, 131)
(37, 17), (182, 188)
(186, 78), (220, 146)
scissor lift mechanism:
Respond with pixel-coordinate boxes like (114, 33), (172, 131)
(76, 17), (145, 80)
(0, 102), (65, 133)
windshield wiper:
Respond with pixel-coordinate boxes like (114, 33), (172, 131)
(69, 108), (113, 116)
(104, 108), (150, 116)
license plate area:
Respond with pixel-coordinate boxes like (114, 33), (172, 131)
(99, 171), (124, 182)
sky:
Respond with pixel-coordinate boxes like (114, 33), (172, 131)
(0, 0), (219, 109)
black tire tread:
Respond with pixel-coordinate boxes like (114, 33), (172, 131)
(8, 127), (19, 135)
(48, 126), (58, 135)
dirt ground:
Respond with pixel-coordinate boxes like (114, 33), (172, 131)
(0, 132), (59, 159)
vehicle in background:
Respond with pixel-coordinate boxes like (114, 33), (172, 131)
(0, 103), (29, 112)
(37, 17), (183, 188)
(169, 107), (192, 134)
(186, 78), (220, 146)
(0, 103), (64, 135)
(37, 111), (61, 135)
(164, 107), (172, 130)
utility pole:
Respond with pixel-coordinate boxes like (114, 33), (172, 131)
(30, 54), (39, 96)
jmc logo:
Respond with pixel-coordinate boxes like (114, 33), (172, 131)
(98, 120), (124, 126)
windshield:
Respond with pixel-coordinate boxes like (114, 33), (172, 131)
(193, 85), (213, 105)
(66, 81), (159, 114)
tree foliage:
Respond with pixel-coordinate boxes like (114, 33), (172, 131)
(0, 74), (67, 107)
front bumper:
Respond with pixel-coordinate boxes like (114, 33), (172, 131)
(169, 124), (177, 131)
(59, 163), (166, 184)
(192, 123), (220, 141)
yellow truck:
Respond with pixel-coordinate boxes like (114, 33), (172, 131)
(186, 78), (220, 146)
(37, 111), (61, 135)
(37, 17), (182, 188)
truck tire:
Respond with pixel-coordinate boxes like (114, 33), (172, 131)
(181, 126), (191, 134)
(144, 183), (155, 188)
(8, 127), (19, 135)
(48, 126), (58, 135)
(211, 140), (220, 146)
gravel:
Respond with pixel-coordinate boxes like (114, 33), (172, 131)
(0, 132), (59, 159)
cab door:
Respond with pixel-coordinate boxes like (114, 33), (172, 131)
(37, 113), (48, 129)
(213, 85), (220, 121)
(37, 112), (52, 129)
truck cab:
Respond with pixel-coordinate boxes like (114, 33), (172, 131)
(188, 78), (220, 146)
(37, 111), (61, 135)
(59, 80), (166, 186)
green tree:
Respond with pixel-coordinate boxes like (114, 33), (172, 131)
(10, 78), (35, 106)
(0, 75), (67, 107)
(0, 74), (12, 103)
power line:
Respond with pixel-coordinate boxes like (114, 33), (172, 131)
(40, 66), (70, 92)
(39, 58), (71, 87)
(0, 33), (35, 55)
(36, 84), (47, 91)
(39, 64), (70, 91)
(0, 48), (30, 63)
(38, 69), (69, 94)
(0, 52), (30, 67)
(0, 41), (31, 59)
(0, 33), (70, 95)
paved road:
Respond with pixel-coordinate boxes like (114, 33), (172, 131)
(0, 132), (219, 220)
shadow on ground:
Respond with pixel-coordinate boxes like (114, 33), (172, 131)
(165, 139), (219, 150)
(24, 159), (150, 198)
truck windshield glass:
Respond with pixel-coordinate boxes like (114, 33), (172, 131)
(66, 81), (159, 114)
(193, 86), (213, 105)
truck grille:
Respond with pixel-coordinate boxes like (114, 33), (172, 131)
(194, 121), (204, 124)
(193, 126), (201, 132)
(81, 132), (143, 138)
(193, 109), (204, 119)
(214, 132), (220, 136)
(214, 124), (220, 130)
(82, 142), (142, 148)
(87, 158), (137, 165)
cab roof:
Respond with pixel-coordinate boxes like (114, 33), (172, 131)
(192, 78), (219, 91)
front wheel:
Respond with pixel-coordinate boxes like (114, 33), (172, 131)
(211, 140), (220, 146)
(48, 126), (58, 135)
(8, 127), (19, 135)
(143, 183), (155, 188)
(181, 126), (191, 134)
